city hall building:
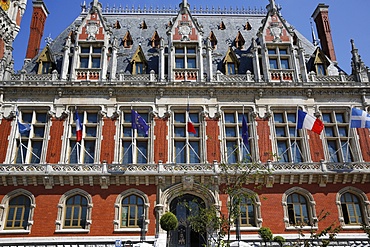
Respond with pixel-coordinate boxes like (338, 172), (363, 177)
(1, 0), (370, 246)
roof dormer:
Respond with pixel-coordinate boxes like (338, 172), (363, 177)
(36, 45), (55, 74)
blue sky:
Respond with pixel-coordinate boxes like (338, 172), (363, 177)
(13, 0), (370, 74)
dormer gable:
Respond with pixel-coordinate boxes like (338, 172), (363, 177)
(151, 31), (160, 48)
(77, 3), (110, 41)
(223, 47), (240, 75)
(36, 45), (55, 74)
(308, 47), (330, 76)
(259, 1), (294, 44)
(235, 31), (245, 49)
(170, 0), (203, 42)
(209, 31), (218, 50)
(130, 45), (148, 74)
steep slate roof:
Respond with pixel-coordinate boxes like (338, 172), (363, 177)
(23, 1), (317, 75)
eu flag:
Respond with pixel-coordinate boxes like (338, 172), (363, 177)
(131, 110), (149, 137)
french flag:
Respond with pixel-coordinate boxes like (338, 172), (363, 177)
(187, 115), (196, 134)
(75, 110), (83, 142)
(297, 110), (324, 135)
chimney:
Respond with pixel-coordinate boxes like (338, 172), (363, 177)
(311, 4), (336, 62)
(25, 0), (49, 60)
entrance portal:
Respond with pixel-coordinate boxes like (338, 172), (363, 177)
(169, 194), (206, 247)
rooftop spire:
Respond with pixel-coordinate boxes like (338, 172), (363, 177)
(310, 20), (319, 47)
(267, 0), (278, 13)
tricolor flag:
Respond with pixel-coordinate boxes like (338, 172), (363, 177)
(242, 115), (249, 149)
(131, 110), (150, 137)
(75, 110), (83, 142)
(187, 100), (196, 134)
(350, 108), (370, 128)
(297, 110), (324, 135)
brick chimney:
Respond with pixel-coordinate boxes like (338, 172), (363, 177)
(25, 0), (49, 60)
(311, 4), (336, 62)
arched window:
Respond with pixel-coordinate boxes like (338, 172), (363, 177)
(121, 195), (144, 228)
(282, 187), (317, 229)
(287, 193), (309, 226)
(238, 197), (256, 227)
(64, 195), (88, 228)
(232, 189), (262, 230)
(55, 189), (93, 232)
(337, 187), (370, 228)
(0, 189), (35, 233)
(114, 189), (149, 232)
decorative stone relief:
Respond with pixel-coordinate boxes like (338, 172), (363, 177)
(86, 21), (99, 40)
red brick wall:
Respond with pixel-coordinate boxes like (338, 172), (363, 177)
(0, 185), (157, 237)
(26, 7), (47, 59)
(46, 118), (64, 164)
(308, 131), (325, 162)
(206, 118), (220, 163)
(0, 38), (4, 60)
(357, 128), (370, 161)
(0, 119), (12, 163)
(100, 118), (116, 163)
(256, 118), (273, 162)
(154, 118), (168, 163)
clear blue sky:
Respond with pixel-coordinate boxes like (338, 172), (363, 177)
(13, 0), (370, 74)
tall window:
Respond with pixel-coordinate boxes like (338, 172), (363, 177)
(223, 111), (250, 163)
(5, 195), (31, 230)
(120, 111), (150, 164)
(340, 192), (363, 225)
(173, 112), (201, 163)
(14, 110), (48, 164)
(121, 195), (144, 228)
(273, 111), (305, 163)
(0, 189), (35, 233)
(322, 111), (354, 163)
(282, 187), (317, 229)
(238, 197), (256, 227)
(287, 193), (310, 226)
(64, 195), (88, 229)
(67, 110), (100, 164)
(175, 46), (197, 69)
(79, 45), (102, 69)
(268, 47), (290, 70)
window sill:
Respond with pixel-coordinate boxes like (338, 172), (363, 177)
(55, 229), (90, 233)
(285, 226), (318, 231)
(341, 225), (363, 230)
(114, 227), (144, 233)
(0, 229), (30, 234)
(230, 226), (260, 231)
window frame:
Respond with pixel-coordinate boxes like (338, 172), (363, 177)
(78, 44), (103, 69)
(65, 109), (101, 164)
(272, 110), (310, 163)
(113, 189), (149, 232)
(282, 187), (318, 230)
(336, 187), (370, 229)
(171, 110), (202, 164)
(119, 110), (151, 164)
(0, 189), (36, 234)
(321, 110), (360, 163)
(222, 110), (252, 163)
(267, 46), (291, 70)
(55, 189), (93, 233)
(11, 110), (49, 164)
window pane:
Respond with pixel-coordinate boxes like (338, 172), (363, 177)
(187, 58), (196, 68)
(224, 113), (235, 123)
(174, 113), (185, 123)
(227, 141), (237, 163)
(189, 141), (200, 163)
(80, 57), (89, 68)
(277, 141), (289, 162)
(30, 141), (42, 163)
(175, 127), (185, 137)
(34, 126), (45, 138)
(279, 49), (288, 54)
(281, 59), (289, 69)
(91, 57), (101, 68)
(137, 142), (147, 164)
(227, 63), (235, 74)
(92, 47), (102, 53)
(189, 113), (199, 123)
(336, 113), (345, 123)
(187, 47), (196, 54)
(268, 49), (276, 54)
(122, 141), (132, 164)
(175, 141), (186, 163)
(226, 127), (236, 137)
(81, 47), (90, 53)
(175, 58), (185, 68)
(269, 59), (278, 69)
(85, 127), (97, 137)
(327, 140), (339, 162)
(275, 127), (286, 137)
(175, 48), (184, 53)
(322, 113), (331, 123)
(274, 113), (284, 123)
(84, 141), (95, 163)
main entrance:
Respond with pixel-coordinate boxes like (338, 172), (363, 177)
(169, 194), (206, 247)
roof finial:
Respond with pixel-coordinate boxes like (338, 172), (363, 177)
(267, 0), (278, 13)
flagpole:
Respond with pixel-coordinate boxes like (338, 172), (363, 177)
(346, 107), (353, 163)
(294, 106), (299, 163)
(16, 111), (25, 164)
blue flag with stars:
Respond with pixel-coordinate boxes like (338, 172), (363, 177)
(350, 108), (370, 128)
(242, 115), (249, 149)
(131, 110), (149, 137)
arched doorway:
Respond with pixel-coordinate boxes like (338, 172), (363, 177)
(169, 194), (206, 247)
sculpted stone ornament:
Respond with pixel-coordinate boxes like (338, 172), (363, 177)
(178, 24), (191, 41)
(268, 19), (282, 42)
(86, 21), (99, 40)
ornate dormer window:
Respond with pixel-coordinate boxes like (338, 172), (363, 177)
(312, 48), (329, 76)
(151, 31), (160, 48)
(79, 44), (102, 69)
(131, 45), (147, 74)
(140, 20), (147, 29)
(209, 31), (217, 50)
(123, 31), (133, 48)
(36, 46), (55, 74)
(223, 47), (239, 75)
(244, 21), (252, 31)
(235, 31), (245, 49)
(113, 20), (121, 29)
